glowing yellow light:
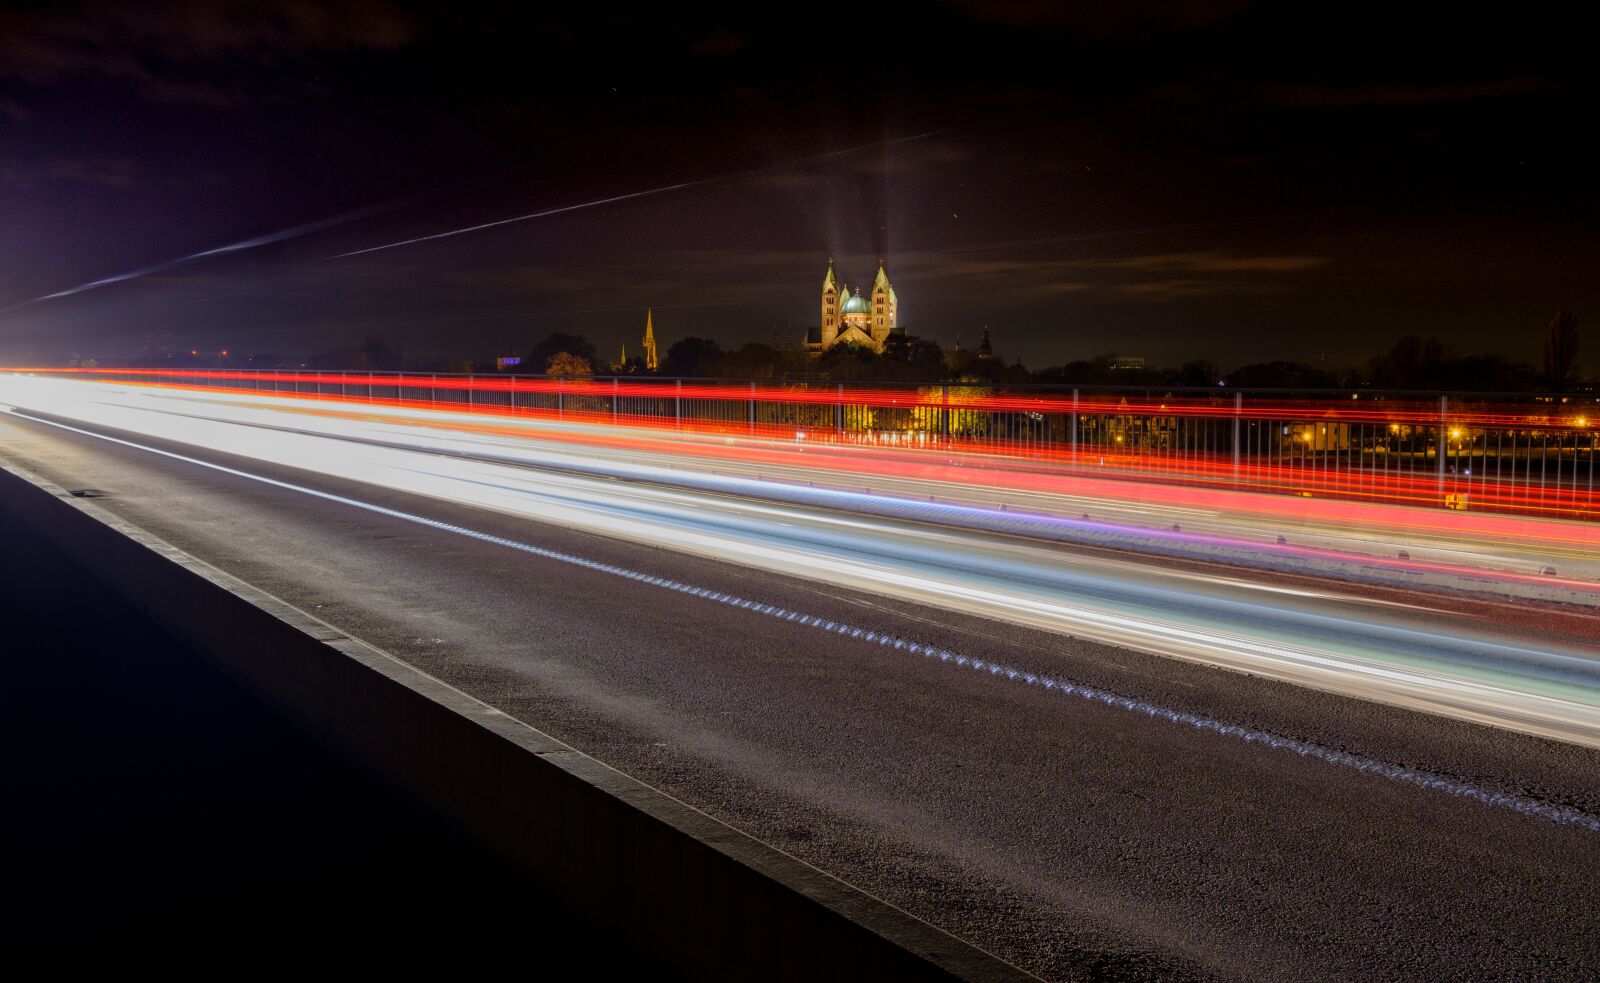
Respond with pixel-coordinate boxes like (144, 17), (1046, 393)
(1450, 428), (1462, 439)
(1578, 417), (1589, 428)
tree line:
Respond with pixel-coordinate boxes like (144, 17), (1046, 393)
(176, 309), (1585, 393)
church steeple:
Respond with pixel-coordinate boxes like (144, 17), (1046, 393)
(870, 260), (892, 344)
(642, 309), (659, 371)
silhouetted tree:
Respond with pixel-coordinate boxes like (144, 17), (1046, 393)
(1544, 310), (1580, 391)
(359, 335), (403, 371)
(709, 342), (783, 378)
(525, 332), (595, 371)
(1228, 361), (1340, 389)
(879, 334), (947, 380)
(1366, 336), (1451, 389)
(1447, 354), (1539, 392)
(660, 336), (724, 377)
(1175, 360), (1222, 388)
(1031, 360), (1107, 385)
(817, 341), (880, 380)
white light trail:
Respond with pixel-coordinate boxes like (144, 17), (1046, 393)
(9, 403), (1600, 834)
(3, 374), (1599, 756)
(0, 203), (397, 317)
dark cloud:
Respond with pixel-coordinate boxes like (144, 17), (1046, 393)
(0, 0), (414, 104)
(0, 95), (30, 121)
(937, 0), (1258, 40)
(690, 28), (748, 57)
(1256, 77), (1553, 110)
(1085, 253), (1331, 274)
(1111, 278), (1293, 302)
(0, 154), (138, 190)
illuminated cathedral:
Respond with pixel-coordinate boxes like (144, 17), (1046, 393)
(805, 259), (901, 354)
(614, 309), (661, 372)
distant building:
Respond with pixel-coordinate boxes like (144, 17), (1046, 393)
(977, 325), (994, 360)
(806, 259), (901, 354)
(1111, 354), (1145, 370)
(642, 309), (659, 371)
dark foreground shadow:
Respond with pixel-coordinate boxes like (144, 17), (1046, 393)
(0, 506), (673, 975)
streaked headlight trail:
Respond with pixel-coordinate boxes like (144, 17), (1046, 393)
(3, 372), (1599, 757)
(11, 403), (1600, 835)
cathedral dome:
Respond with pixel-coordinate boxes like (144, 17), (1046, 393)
(841, 293), (872, 314)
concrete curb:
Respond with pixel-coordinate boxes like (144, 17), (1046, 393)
(0, 459), (1038, 982)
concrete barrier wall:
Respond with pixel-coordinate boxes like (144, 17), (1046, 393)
(0, 461), (1034, 982)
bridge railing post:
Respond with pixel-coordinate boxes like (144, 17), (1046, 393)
(1233, 391), (1243, 479)
(1438, 395), (1448, 497)
(941, 384), (950, 445)
(1070, 388), (1078, 462)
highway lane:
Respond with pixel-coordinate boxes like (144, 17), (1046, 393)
(4, 376), (1600, 746)
(4, 393), (1600, 979)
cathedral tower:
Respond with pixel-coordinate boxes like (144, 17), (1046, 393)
(820, 260), (840, 349)
(870, 261), (893, 348)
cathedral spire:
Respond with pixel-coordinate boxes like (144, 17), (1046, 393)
(822, 258), (839, 292)
(642, 309), (659, 371)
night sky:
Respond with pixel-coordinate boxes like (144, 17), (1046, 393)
(1, 1), (1594, 371)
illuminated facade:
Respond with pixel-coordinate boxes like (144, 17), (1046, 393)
(806, 259), (900, 354)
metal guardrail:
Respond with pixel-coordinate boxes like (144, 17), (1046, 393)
(14, 366), (1600, 520)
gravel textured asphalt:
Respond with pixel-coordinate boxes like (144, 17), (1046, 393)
(4, 411), (1600, 982)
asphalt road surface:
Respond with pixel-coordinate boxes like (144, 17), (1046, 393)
(3, 398), (1600, 981)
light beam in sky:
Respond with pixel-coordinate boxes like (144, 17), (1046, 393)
(329, 131), (944, 261)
